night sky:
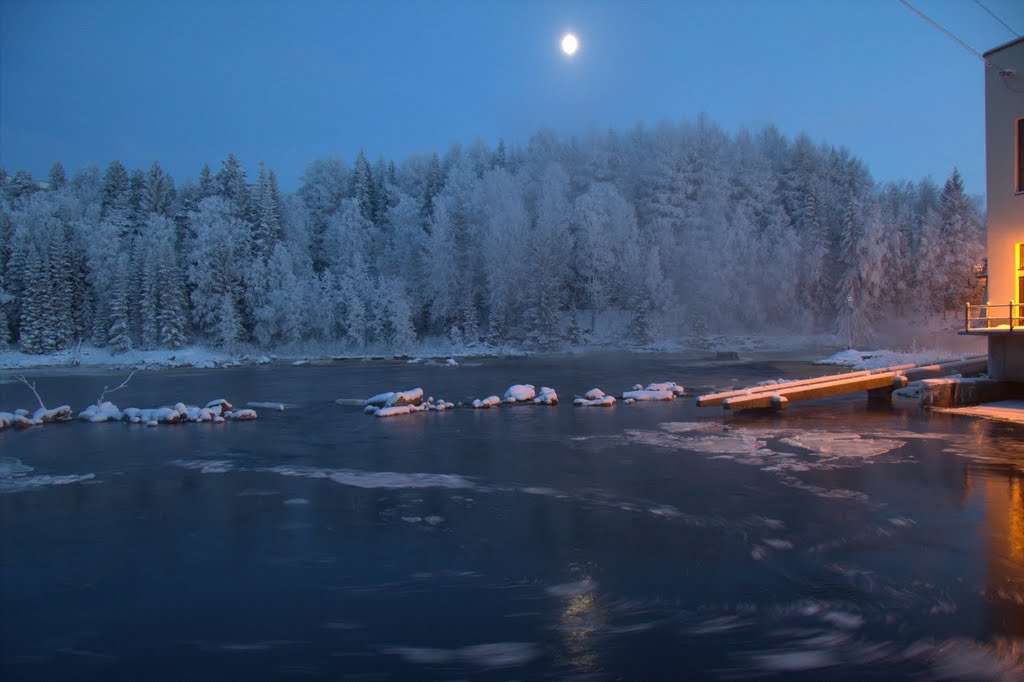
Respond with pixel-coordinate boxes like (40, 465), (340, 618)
(2, 0), (1021, 194)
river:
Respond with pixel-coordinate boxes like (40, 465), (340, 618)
(2, 353), (1023, 679)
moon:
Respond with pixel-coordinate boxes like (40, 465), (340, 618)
(561, 32), (579, 56)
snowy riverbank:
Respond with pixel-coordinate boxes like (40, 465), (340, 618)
(0, 332), (984, 374)
(0, 333), (841, 372)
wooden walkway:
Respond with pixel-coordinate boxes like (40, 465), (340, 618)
(696, 356), (988, 411)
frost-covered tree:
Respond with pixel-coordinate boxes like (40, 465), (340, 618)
(216, 153), (252, 222)
(351, 150), (376, 224)
(299, 157), (349, 272)
(186, 196), (252, 346)
(252, 161), (284, 261)
(140, 160), (175, 217)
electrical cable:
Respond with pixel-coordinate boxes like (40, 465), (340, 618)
(896, 0), (1020, 86)
(896, 0), (987, 61)
(972, 0), (1020, 38)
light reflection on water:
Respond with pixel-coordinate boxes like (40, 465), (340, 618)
(1, 356), (1023, 678)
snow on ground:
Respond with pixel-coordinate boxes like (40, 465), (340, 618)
(933, 400), (1024, 425)
(816, 348), (969, 370)
(0, 344), (251, 370)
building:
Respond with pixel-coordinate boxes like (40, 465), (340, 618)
(964, 36), (1024, 382)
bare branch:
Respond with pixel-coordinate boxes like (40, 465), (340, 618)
(97, 370), (136, 405)
(15, 375), (46, 411)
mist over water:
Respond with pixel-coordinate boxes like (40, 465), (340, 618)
(2, 355), (1023, 679)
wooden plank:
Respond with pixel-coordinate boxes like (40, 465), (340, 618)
(698, 355), (988, 409)
(723, 372), (901, 410)
(696, 363), (917, 407)
(902, 357), (988, 381)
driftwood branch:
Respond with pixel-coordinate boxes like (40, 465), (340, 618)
(14, 375), (46, 411)
(98, 370), (136, 405)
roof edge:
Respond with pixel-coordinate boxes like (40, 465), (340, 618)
(984, 36), (1024, 57)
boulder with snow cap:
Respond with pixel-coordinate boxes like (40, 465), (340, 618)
(533, 387), (558, 405)
(365, 392), (396, 407)
(0, 412), (36, 430)
(575, 388), (616, 407)
(503, 384), (537, 404)
(77, 402), (124, 423)
(386, 388), (424, 407)
(32, 405), (73, 424)
(644, 382), (686, 396)
(204, 399), (234, 416)
(622, 389), (674, 401)
(472, 396), (501, 409)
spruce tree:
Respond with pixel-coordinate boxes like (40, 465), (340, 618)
(47, 162), (67, 191)
(216, 153), (252, 221)
(352, 151), (376, 224)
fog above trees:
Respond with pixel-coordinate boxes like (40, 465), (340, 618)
(0, 116), (985, 355)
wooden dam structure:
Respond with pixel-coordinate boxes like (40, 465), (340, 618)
(696, 356), (989, 411)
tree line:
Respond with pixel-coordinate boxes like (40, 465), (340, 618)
(0, 116), (985, 355)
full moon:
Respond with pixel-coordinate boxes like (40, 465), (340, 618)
(561, 32), (579, 56)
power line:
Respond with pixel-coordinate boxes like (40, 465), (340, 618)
(973, 0), (1020, 38)
(895, 0), (986, 62)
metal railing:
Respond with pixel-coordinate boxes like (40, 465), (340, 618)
(964, 302), (1023, 332)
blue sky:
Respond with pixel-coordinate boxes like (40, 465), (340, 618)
(1, 0), (1021, 195)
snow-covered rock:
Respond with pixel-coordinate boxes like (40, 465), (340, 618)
(363, 392), (452, 417)
(0, 412), (36, 430)
(472, 396), (501, 409)
(533, 387), (558, 405)
(122, 406), (185, 424)
(643, 382), (686, 396)
(204, 399), (234, 415)
(365, 392), (395, 407)
(225, 409), (257, 421)
(620, 381), (685, 401)
(386, 388), (424, 407)
(503, 384), (536, 404)
(622, 389), (674, 401)
(574, 389), (616, 407)
(77, 401), (124, 423)
(377, 405), (415, 418)
(32, 405), (73, 423)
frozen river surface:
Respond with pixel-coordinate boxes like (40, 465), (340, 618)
(2, 354), (1024, 680)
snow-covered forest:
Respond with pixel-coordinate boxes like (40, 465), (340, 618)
(0, 116), (985, 355)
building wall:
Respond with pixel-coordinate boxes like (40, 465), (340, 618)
(984, 39), (1024, 382)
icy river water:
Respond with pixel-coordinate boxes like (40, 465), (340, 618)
(2, 353), (1024, 680)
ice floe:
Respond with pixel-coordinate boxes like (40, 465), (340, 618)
(0, 456), (95, 494)
(383, 642), (537, 669)
(259, 465), (475, 490)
